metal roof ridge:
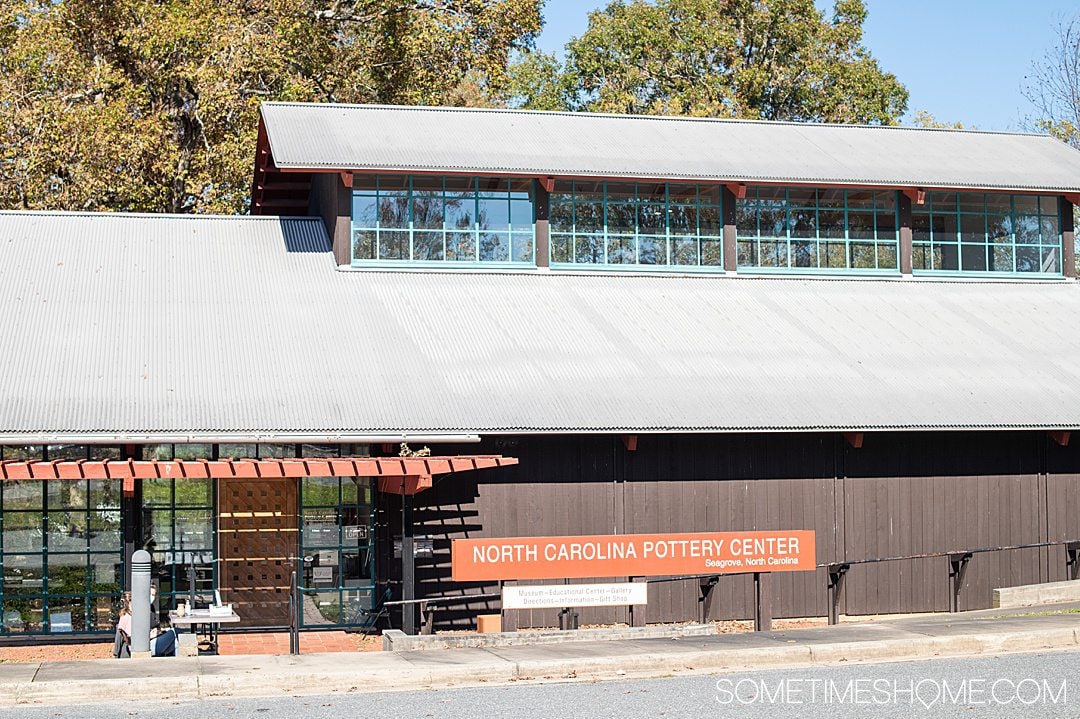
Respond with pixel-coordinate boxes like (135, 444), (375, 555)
(259, 101), (1054, 139)
(0, 210), (323, 222)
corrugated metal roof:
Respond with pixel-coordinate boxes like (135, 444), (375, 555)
(2, 210), (1080, 438)
(260, 102), (1080, 193)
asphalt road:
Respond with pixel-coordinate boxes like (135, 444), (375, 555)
(5, 648), (1078, 719)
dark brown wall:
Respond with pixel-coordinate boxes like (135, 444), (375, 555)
(399, 432), (1080, 629)
(308, 172), (352, 266)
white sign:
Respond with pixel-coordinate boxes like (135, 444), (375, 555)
(312, 566), (333, 584)
(502, 582), (648, 610)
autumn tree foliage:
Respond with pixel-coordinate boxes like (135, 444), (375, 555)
(0, 0), (542, 213)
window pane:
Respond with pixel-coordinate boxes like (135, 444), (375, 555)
(1041, 246), (1060, 273)
(175, 478), (211, 507)
(173, 444), (211, 460)
(606, 202), (635, 235)
(818, 209), (844, 239)
(912, 244), (930, 270)
(789, 209), (816, 238)
(737, 240), (755, 266)
(4, 512), (43, 552)
(575, 234), (604, 263)
(1015, 215), (1040, 244)
(445, 196), (475, 230)
(638, 236), (667, 265)
(3, 480), (42, 510)
(699, 206), (721, 236)
(511, 233), (534, 263)
(551, 235), (572, 263)
(957, 193), (985, 213)
(48, 445), (88, 461)
(478, 197), (510, 232)
(48, 481), (88, 510)
(606, 235), (635, 264)
(352, 195), (378, 227)
(3, 597), (44, 632)
(672, 237), (698, 265)
(938, 245), (960, 271)
(1013, 195), (1039, 214)
(791, 239), (817, 267)
(823, 241), (846, 268)
(735, 204), (757, 235)
(985, 193), (1011, 213)
(1041, 216), (1060, 244)
(509, 199), (533, 230)
(639, 203), (665, 235)
(850, 242), (876, 269)
(219, 443), (256, 459)
(550, 202), (572, 233)
(574, 202), (603, 234)
(961, 244), (987, 271)
(1016, 245), (1041, 272)
(912, 212), (931, 242)
(89, 511), (121, 552)
(669, 205), (695, 236)
(46, 554), (87, 594)
(848, 211), (875, 240)
(960, 214), (985, 243)
(302, 508), (339, 547)
(413, 231), (444, 261)
(446, 232), (476, 261)
(990, 244), (1015, 272)
(877, 243), (898, 270)
(701, 239), (723, 266)
(303, 477), (339, 507)
(479, 232), (510, 262)
(378, 197), (409, 227)
(378, 231), (409, 260)
(411, 197), (443, 229)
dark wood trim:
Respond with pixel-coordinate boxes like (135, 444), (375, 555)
(722, 186), (737, 272)
(898, 192), (913, 275)
(535, 180), (551, 268)
(1060, 197), (1075, 278)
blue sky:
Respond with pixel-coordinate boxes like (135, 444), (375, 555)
(535, 0), (1078, 130)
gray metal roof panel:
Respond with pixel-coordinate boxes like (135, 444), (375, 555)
(260, 102), (1080, 193)
(2, 211), (1080, 437)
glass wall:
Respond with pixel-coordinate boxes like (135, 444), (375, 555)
(299, 477), (375, 628)
(912, 193), (1062, 274)
(352, 175), (535, 265)
(549, 180), (723, 267)
(141, 477), (216, 620)
(736, 187), (899, 271)
(1, 478), (123, 634)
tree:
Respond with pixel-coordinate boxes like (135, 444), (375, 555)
(503, 0), (907, 124)
(910, 110), (967, 130)
(1023, 14), (1080, 149)
(0, 0), (542, 214)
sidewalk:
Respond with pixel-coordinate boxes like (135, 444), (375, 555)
(1, 603), (1077, 706)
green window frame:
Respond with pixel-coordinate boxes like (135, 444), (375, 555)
(735, 187), (900, 272)
(299, 476), (375, 628)
(0, 470), (124, 635)
(141, 476), (217, 621)
(351, 175), (536, 266)
(549, 180), (724, 269)
(912, 193), (1063, 274)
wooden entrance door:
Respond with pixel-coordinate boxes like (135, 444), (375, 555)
(218, 478), (298, 627)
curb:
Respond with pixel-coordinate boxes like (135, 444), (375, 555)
(1, 627), (1078, 705)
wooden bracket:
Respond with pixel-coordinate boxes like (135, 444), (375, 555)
(539, 177), (555, 193)
(843, 432), (864, 449)
(621, 435), (638, 452)
(902, 188), (926, 205)
(725, 182), (747, 199)
(1049, 430), (1071, 447)
(1063, 194), (1080, 207)
(340, 172), (353, 188)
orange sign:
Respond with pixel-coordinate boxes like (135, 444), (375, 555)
(452, 531), (816, 581)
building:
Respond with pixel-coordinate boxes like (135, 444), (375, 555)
(2, 103), (1080, 637)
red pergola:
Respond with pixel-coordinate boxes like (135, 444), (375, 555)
(0, 455), (518, 495)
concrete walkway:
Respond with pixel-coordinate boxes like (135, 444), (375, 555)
(1, 603), (1077, 705)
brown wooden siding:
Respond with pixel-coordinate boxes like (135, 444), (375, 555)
(393, 432), (1080, 630)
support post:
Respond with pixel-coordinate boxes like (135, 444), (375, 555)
(754, 572), (772, 632)
(500, 581), (518, 632)
(559, 608), (578, 630)
(722, 186), (737, 272)
(402, 494), (416, 635)
(130, 550), (152, 656)
(1060, 197), (1075, 278)
(289, 569), (300, 655)
(827, 563), (849, 626)
(949, 553), (973, 613)
(535, 180), (550, 268)
(629, 577), (647, 627)
(121, 481), (140, 593)
(898, 192), (913, 275)
(1066, 542), (1080, 581)
(699, 576), (718, 623)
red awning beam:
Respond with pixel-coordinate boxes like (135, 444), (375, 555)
(0, 456), (517, 481)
